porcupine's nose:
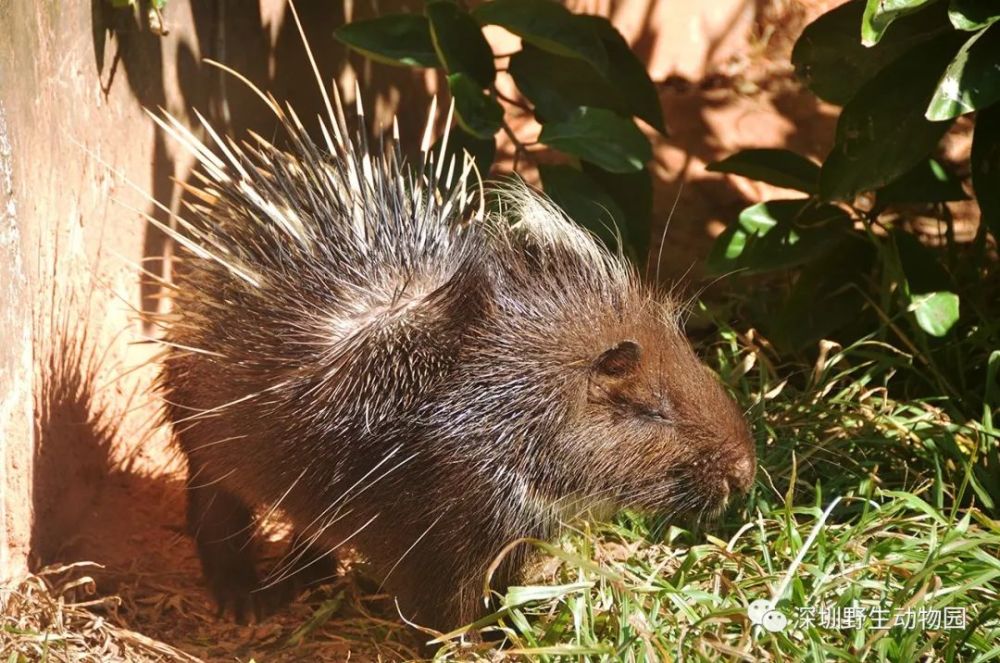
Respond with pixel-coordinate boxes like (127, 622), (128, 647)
(726, 454), (756, 494)
(718, 391), (756, 495)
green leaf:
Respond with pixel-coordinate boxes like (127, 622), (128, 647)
(926, 25), (1000, 120)
(582, 163), (653, 264)
(577, 16), (666, 134)
(862, 0), (939, 46)
(427, 1), (495, 88)
(472, 0), (608, 73)
(706, 199), (852, 276)
(910, 291), (960, 336)
(334, 14), (438, 68)
(447, 73), (504, 139)
(284, 591), (345, 647)
(432, 127), (497, 177)
(505, 582), (593, 606)
(792, 1), (950, 105)
(539, 165), (628, 253)
(876, 158), (968, 204)
(819, 32), (965, 202)
(538, 107), (651, 173)
(706, 149), (820, 194)
(895, 230), (953, 294)
(949, 0), (1000, 30)
(895, 230), (960, 336)
(509, 44), (626, 122)
(769, 236), (877, 350)
(971, 103), (1000, 238)
(509, 22), (665, 134)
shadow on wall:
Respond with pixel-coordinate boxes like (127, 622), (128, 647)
(31, 244), (115, 565)
(30, 0), (430, 572)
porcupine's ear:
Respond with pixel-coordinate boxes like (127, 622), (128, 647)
(592, 340), (642, 378)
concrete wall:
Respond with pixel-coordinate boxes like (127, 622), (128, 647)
(0, 100), (33, 584)
(1, 0), (166, 582)
(0, 0), (444, 585)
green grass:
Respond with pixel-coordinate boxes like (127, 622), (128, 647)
(431, 322), (1000, 661)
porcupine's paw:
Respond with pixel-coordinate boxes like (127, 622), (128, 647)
(202, 544), (261, 624)
(186, 484), (263, 623)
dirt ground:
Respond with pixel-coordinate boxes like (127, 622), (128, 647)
(2, 0), (973, 660)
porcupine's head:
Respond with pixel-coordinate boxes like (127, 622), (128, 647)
(432, 186), (756, 526)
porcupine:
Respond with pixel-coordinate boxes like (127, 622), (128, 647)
(150, 37), (757, 632)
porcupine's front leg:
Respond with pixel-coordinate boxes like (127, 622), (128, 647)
(381, 517), (532, 632)
(385, 548), (482, 630)
(186, 477), (260, 623)
(187, 476), (339, 621)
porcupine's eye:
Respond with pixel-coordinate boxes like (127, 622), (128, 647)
(589, 340), (653, 418)
(635, 400), (673, 424)
(592, 340), (642, 377)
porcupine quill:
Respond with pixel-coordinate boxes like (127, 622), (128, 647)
(149, 1), (756, 631)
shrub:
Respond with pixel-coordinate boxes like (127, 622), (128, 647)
(334, 0), (665, 263)
(707, 0), (1000, 515)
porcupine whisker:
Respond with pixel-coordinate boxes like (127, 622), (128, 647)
(266, 509), (356, 586)
(314, 451), (421, 526)
(653, 181), (684, 285)
(111, 394), (184, 421)
(163, 389), (268, 425)
(379, 510), (449, 590)
(203, 482), (304, 558)
(276, 499), (365, 573)
(141, 338), (226, 358)
(546, 481), (637, 513)
(543, 477), (688, 524)
(171, 420), (231, 448)
(186, 466), (238, 491)
(282, 446), (417, 556)
(665, 260), (697, 308)
(185, 434), (248, 455)
(589, 480), (693, 516)
(198, 473), (313, 552)
(183, 459), (209, 488)
(252, 467), (310, 548)
(277, 446), (410, 552)
(573, 480), (685, 515)
(189, 492), (217, 541)
(699, 494), (724, 524)
(678, 267), (747, 327)
(258, 513), (379, 592)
